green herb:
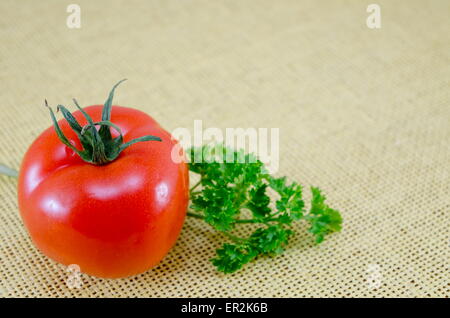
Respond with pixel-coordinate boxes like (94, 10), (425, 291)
(187, 145), (343, 274)
(0, 142), (342, 274)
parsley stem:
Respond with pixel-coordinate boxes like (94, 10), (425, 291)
(235, 217), (280, 224)
(234, 218), (261, 224)
(223, 231), (246, 243)
(190, 180), (201, 192)
(186, 211), (204, 219)
(187, 210), (279, 224)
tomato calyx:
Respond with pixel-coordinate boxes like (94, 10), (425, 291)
(45, 79), (162, 165)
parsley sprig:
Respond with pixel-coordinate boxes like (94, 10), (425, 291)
(187, 145), (343, 274)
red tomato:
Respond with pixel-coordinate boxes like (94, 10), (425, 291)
(18, 104), (189, 278)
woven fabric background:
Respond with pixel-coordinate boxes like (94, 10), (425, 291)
(0, 0), (449, 298)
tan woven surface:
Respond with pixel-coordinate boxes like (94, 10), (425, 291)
(0, 0), (449, 297)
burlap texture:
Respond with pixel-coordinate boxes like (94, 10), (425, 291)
(0, 0), (449, 298)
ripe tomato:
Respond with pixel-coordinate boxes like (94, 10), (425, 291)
(18, 99), (189, 278)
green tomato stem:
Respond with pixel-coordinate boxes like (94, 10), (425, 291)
(46, 80), (162, 166)
(0, 164), (18, 178)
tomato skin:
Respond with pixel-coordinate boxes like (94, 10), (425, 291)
(18, 105), (189, 278)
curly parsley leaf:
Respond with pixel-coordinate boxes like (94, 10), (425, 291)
(246, 184), (272, 219)
(305, 187), (343, 243)
(187, 145), (342, 273)
(211, 243), (257, 274)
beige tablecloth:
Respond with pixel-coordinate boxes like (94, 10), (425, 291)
(0, 0), (449, 297)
